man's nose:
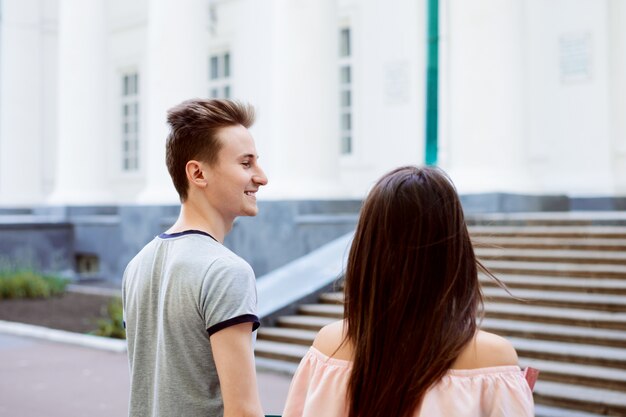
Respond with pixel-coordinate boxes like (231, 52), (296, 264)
(253, 167), (268, 186)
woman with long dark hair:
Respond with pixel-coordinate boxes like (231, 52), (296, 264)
(283, 166), (535, 417)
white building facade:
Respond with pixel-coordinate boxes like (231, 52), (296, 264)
(1, 0), (625, 207)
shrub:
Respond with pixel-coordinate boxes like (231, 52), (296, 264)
(0, 274), (26, 299)
(0, 269), (69, 300)
(43, 275), (70, 296)
(92, 297), (126, 339)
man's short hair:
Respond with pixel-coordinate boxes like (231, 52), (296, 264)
(166, 98), (256, 202)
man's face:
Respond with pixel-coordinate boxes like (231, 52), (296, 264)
(204, 124), (268, 221)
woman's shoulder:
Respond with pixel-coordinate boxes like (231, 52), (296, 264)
(452, 330), (519, 370)
(312, 320), (353, 361)
(311, 325), (518, 369)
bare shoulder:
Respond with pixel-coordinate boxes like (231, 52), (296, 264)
(312, 320), (353, 360)
(452, 330), (519, 369)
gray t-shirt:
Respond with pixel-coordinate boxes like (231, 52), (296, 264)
(122, 230), (259, 417)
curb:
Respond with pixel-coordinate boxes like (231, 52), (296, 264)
(67, 284), (121, 297)
(0, 320), (127, 353)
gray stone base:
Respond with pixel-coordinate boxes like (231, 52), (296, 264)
(1, 194), (626, 282)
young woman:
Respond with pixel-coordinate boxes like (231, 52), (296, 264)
(283, 166), (535, 417)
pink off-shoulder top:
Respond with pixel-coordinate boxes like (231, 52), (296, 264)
(283, 347), (536, 417)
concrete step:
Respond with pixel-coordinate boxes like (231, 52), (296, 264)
(480, 274), (626, 295)
(483, 260), (626, 279)
(510, 337), (626, 370)
(519, 358), (626, 391)
(298, 303), (343, 319)
(467, 212), (626, 227)
(257, 327), (317, 346)
(473, 236), (626, 251)
(476, 248), (626, 265)
(484, 303), (626, 330)
(323, 287), (626, 312)
(319, 292), (343, 304)
(276, 315), (336, 331)
(296, 302), (626, 330)
(482, 287), (626, 312)
(257, 216), (626, 416)
(269, 316), (626, 350)
(326, 276), (626, 297)
(254, 339), (308, 363)
(312, 293), (626, 330)
(468, 225), (626, 239)
(533, 380), (626, 416)
(481, 318), (626, 349)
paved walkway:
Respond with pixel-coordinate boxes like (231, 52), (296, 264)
(0, 333), (293, 417)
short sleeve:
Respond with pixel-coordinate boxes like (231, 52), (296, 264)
(201, 256), (260, 336)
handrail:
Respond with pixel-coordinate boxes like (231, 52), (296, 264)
(256, 232), (353, 318)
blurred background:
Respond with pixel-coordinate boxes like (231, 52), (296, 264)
(2, 2), (626, 416)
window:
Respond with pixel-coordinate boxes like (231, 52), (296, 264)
(339, 28), (353, 155)
(75, 253), (100, 276)
(121, 72), (140, 172)
(209, 52), (231, 98)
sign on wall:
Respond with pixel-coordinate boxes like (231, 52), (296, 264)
(559, 33), (592, 83)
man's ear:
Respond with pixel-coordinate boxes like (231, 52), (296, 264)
(185, 160), (210, 189)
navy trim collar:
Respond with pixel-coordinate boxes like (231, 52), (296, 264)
(158, 229), (218, 242)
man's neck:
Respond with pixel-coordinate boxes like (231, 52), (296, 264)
(166, 201), (232, 243)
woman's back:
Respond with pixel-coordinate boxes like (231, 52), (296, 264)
(282, 320), (535, 417)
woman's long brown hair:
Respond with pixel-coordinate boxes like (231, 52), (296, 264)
(344, 166), (485, 417)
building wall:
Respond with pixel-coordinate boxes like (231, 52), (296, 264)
(0, 0), (58, 206)
(523, 0), (612, 195)
(0, 201), (360, 282)
(610, 0), (626, 194)
(443, 0), (621, 196)
(0, 0), (624, 208)
(106, 0), (149, 202)
(444, 0), (529, 192)
(338, 0), (426, 197)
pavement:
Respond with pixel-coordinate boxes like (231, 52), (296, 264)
(0, 330), (293, 417)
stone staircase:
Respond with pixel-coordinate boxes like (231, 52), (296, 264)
(255, 214), (626, 417)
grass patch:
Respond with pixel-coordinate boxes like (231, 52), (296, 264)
(0, 270), (69, 300)
(91, 297), (126, 339)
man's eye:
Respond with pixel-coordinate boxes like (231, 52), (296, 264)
(242, 161), (251, 168)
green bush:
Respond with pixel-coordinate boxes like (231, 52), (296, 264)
(92, 297), (126, 339)
(0, 275), (25, 299)
(0, 270), (69, 300)
(43, 275), (70, 296)
(21, 272), (51, 298)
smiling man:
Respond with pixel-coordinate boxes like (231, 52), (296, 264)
(122, 99), (268, 417)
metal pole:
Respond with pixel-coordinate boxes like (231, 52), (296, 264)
(425, 0), (439, 165)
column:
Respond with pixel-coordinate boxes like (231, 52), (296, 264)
(48, 0), (111, 204)
(136, 0), (207, 204)
(610, 0), (626, 193)
(521, 0), (611, 195)
(444, 0), (530, 193)
(0, 1), (45, 206)
(264, 0), (341, 198)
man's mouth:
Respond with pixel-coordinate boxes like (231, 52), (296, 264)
(244, 191), (256, 196)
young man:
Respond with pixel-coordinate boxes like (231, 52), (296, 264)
(122, 99), (268, 417)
